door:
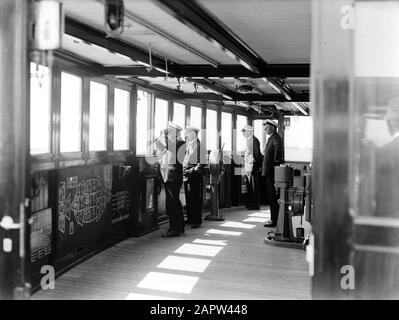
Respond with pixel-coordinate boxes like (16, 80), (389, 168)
(0, 0), (30, 300)
(312, 0), (399, 299)
(349, 0), (399, 299)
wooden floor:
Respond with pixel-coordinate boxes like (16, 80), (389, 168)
(33, 206), (311, 300)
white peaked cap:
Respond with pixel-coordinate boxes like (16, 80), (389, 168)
(184, 126), (200, 132)
(263, 119), (278, 127)
(241, 124), (254, 132)
(167, 121), (183, 131)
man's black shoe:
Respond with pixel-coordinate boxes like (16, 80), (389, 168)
(162, 231), (180, 238)
(264, 221), (277, 228)
(191, 224), (201, 229)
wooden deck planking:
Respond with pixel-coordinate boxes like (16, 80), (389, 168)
(33, 206), (311, 300)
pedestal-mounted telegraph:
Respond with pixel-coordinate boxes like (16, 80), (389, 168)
(265, 165), (313, 250)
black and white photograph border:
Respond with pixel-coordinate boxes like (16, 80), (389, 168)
(0, 0), (398, 307)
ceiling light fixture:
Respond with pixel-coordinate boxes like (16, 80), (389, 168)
(105, 0), (124, 36)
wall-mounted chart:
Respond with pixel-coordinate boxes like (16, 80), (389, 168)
(57, 165), (112, 258)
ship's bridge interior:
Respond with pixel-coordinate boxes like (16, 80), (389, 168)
(0, 0), (398, 301)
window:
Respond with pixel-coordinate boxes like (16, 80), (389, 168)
(89, 81), (108, 151)
(236, 115), (247, 152)
(190, 106), (202, 138)
(285, 116), (313, 162)
(114, 88), (130, 151)
(136, 90), (150, 155)
(173, 103), (186, 129)
(351, 1), (399, 218)
(206, 109), (218, 150)
(221, 112), (232, 152)
(30, 63), (51, 155)
(154, 98), (169, 138)
(60, 72), (82, 153)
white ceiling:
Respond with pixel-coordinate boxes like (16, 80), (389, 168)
(63, 34), (142, 66)
(198, 0), (312, 63)
(123, 0), (237, 64)
(60, 0), (310, 106)
(62, 0), (311, 65)
(62, 0), (237, 64)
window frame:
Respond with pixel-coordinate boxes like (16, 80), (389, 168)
(205, 105), (219, 151)
(59, 70), (84, 159)
(221, 110), (233, 153)
(189, 103), (205, 143)
(113, 86), (131, 152)
(135, 87), (153, 156)
(172, 101), (187, 129)
(88, 79), (109, 153)
(29, 62), (53, 159)
(153, 96), (170, 149)
(30, 55), (135, 171)
(235, 112), (248, 154)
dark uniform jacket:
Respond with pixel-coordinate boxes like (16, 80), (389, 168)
(261, 132), (283, 178)
(375, 137), (399, 218)
(161, 138), (186, 183)
(251, 136), (263, 173)
(183, 139), (205, 181)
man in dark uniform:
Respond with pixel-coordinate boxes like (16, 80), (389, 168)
(183, 126), (205, 228)
(155, 122), (186, 237)
(375, 98), (399, 218)
(262, 120), (283, 227)
(242, 124), (263, 210)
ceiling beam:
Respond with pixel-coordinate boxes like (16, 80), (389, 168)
(153, 0), (304, 102)
(65, 17), (177, 72)
(227, 93), (309, 102)
(101, 64), (310, 78)
(190, 78), (236, 99)
(154, 0), (269, 74)
(94, 0), (220, 66)
(192, 78), (309, 102)
(123, 11), (220, 67)
(102, 67), (168, 77)
(169, 93), (223, 101)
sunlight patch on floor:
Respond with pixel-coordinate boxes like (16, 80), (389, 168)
(220, 221), (256, 229)
(205, 229), (242, 236)
(248, 212), (270, 218)
(193, 239), (228, 246)
(243, 217), (268, 223)
(157, 255), (211, 273)
(174, 243), (223, 257)
(125, 292), (179, 300)
(137, 272), (199, 294)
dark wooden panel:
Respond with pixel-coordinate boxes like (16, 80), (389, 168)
(311, 0), (354, 299)
(355, 224), (399, 248)
(353, 249), (399, 299)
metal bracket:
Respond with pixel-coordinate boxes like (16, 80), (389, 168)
(0, 216), (21, 230)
